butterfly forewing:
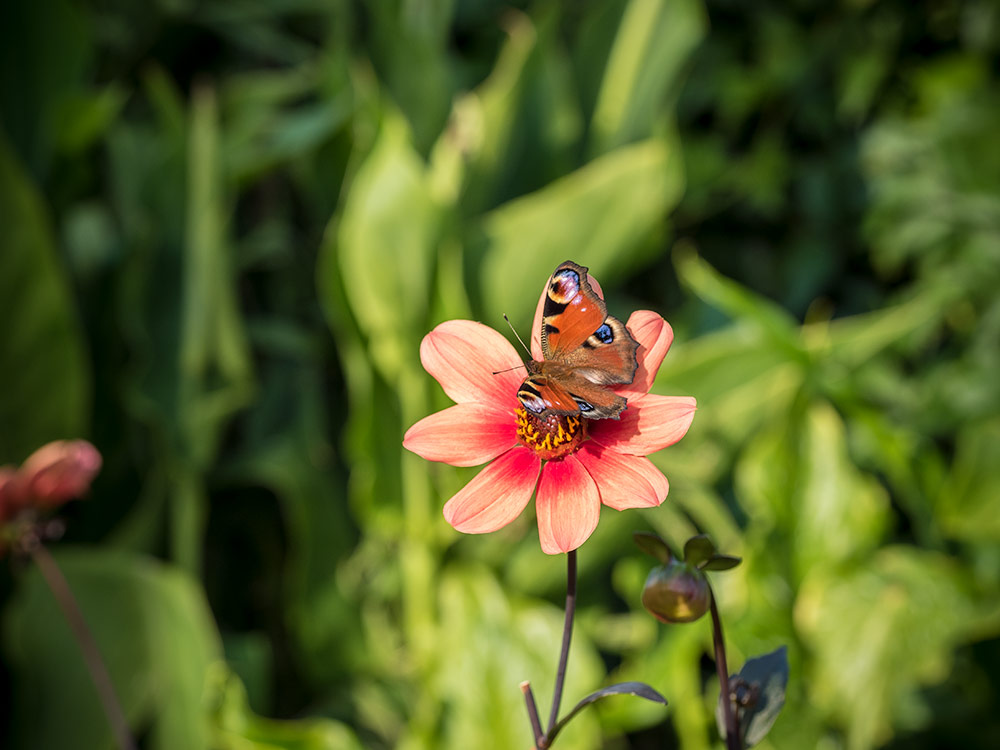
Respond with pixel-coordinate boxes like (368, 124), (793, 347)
(540, 262), (609, 359)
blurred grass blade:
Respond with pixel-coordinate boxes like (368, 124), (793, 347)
(590, 0), (705, 156)
(0, 134), (90, 463)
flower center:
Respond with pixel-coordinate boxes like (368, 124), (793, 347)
(515, 407), (586, 460)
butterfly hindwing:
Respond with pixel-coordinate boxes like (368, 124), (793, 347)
(518, 371), (627, 420)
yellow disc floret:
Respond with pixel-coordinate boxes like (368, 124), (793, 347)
(515, 407), (586, 460)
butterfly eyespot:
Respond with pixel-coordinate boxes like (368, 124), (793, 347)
(574, 398), (594, 412)
(594, 324), (614, 343)
(548, 269), (580, 304)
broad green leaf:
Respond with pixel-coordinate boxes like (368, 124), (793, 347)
(793, 402), (889, 580)
(0, 135), (89, 464)
(936, 417), (1000, 542)
(589, 0), (705, 155)
(655, 324), (802, 448)
(795, 546), (1000, 750)
(434, 11), (536, 213)
(2, 548), (221, 750)
(674, 248), (802, 355)
(334, 108), (441, 381)
(481, 136), (683, 330)
(432, 564), (605, 750)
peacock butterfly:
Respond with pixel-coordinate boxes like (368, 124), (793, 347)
(516, 261), (639, 420)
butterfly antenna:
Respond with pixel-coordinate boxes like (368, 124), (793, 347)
(490, 314), (531, 376)
(503, 314), (532, 356)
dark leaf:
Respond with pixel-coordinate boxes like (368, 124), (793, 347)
(683, 534), (716, 566)
(716, 646), (789, 747)
(634, 531), (673, 563)
(547, 681), (667, 745)
(701, 554), (742, 571)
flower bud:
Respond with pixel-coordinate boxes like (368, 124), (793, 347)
(11, 440), (102, 510)
(641, 559), (710, 624)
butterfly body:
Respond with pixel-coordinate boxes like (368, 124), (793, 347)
(517, 261), (639, 420)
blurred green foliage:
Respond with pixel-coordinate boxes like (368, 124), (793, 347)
(2, 0), (999, 748)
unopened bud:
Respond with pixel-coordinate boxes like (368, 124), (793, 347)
(641, 560), (710, 624)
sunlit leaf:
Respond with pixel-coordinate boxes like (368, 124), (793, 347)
(481, 136), (683, 331)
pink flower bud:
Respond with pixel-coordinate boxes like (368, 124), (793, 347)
(15, 440), (102, 509)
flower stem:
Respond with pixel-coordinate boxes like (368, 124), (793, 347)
(521, 681), (544, 748)
(29, 542), (136, 750)
(710, 586), (740, 750)
(547, 548), (577, 736)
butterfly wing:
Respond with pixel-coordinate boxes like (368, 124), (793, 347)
(539, 261), (638, 385)
(518, 369), (628, 420)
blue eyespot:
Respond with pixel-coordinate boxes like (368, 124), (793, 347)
(594, 324), (613, 343)
(575, 398), (594, 412)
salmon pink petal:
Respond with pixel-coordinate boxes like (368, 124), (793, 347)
(535, 455), (600, 554)
(404, 403), (516, 467)
(443, 446), (540, 533)
(590, 394), (697, 456)
(530, 268), (605, 361)
(576, 443), (669, 510)
(421, 320), (525, 408)
(618, 311), (674, 398)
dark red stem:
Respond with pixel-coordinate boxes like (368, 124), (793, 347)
(710, 587), (740, 750)
(30, 542), (136, 750)
(546, 548), (577, 736)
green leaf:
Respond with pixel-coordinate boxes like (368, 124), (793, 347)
(332, 108), (441, 381)
(435, 565), (606, 749)
(207, 662), (364, 750)
(589, 0), (705, 155)
(793, 402), (889, 580)
(702, 555), (742, 572)
(0, 134), (90, 464)
(2, 548), (221, 750)
(682, 534), (716, 567)
(547, 681), (667, 746)
(796, 546), (1000, 750)
(674, 247), (803, 356)
(634, 531), (673, 563)
(936, 417), (1000, 542)
(716, 646), (789, 747)
(481, 136), (683, 331)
